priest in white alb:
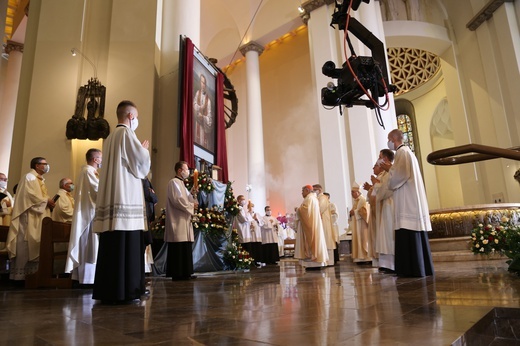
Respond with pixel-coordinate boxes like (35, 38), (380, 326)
(7, 157), (55, 281)
(295, 185), (328, 268)
(65, 148), (102, 285)
(349, 182), (372, 263)
(51, 178), (75, 223)
(313, 184), (336, 266)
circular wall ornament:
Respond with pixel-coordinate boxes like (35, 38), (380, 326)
(387, 47), (441, 96)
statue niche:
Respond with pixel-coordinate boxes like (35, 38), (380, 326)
(66, 78), (110, 140)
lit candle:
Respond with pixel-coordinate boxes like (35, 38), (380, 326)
(193, 169), (199, 189)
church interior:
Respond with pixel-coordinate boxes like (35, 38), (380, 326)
(1, 0), (520, 344)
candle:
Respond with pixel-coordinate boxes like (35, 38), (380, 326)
(193, 169), (199, 189)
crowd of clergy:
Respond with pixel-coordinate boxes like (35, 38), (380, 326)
(0, 123), (434, 301)
(347, 129), (434, 277)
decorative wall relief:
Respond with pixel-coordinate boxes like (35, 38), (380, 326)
(66, 78), (109, 140)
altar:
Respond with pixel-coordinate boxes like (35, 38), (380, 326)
(151, 177), (243, 275)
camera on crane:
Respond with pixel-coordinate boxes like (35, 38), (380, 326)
(321, 0), (396, 109)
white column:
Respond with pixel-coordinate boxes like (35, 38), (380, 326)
(153, 0), (201, 205)
(303, 1), (351, 233)
(239, 42), (267, 211)
(346, 3), (397, 185)
(0, 41), (23, 173)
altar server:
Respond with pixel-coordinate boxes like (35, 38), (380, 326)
(65, 149), (101, 285)
(92, 100), (150, 303)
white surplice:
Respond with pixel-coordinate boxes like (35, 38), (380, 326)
(260, 215), (279, 244)
(65, 165), (99, 284)
(387, 145), (431, 232)
(93, 125), (150, 233)
(233, 206), (252, 243)
(164, 176), (196, 243)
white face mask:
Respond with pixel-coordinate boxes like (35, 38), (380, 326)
(181, 170), (189, 179)
(43, 164), (50, 174)
(387, 141), (395, 150)
(0, 181), (6, 190)
(240, 200), (247, 206)
(266, 211), (271, 216)
(130, 117), (139, 131)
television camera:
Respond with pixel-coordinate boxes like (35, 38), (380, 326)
(321, 0), (396, 109)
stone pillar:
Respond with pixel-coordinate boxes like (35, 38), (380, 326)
(239, 41), (267, 211)
(302, 0), (351, 233)
(0, 40), (24, 173)
(153, 0), (201, 205)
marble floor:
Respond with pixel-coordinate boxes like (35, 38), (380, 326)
(0, 257), (519, 345)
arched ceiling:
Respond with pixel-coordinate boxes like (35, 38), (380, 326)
(200, 0), (303, 67)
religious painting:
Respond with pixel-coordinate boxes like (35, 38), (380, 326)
(192, 50), (217, 163)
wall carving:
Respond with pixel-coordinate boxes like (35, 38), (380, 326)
(387, 47), (440, 96)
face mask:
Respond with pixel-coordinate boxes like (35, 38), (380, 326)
(266, 211), (271, 216)
(69, 184), (75, 192)
(240, 200), (247, 206)
(387, 141), (395, 150)
(98, 163), (102, 169)
(43, 164), (50, 174)
(376, 158), (385, 166)
(181, 170), (189, 179)
(130, 117), (139, 131)
(0, 181), (6, 190)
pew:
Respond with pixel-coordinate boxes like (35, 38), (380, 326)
(0, 225), (9, 275)
(25, 217), (72, 289)
(283, 238), (296, 257)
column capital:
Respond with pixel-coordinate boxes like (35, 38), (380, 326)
(239, 41), (264, 57)
(4, 40), (24, 55)
(300, 0), (335, 24)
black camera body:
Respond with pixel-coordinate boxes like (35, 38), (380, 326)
(321, 56), (390, 108)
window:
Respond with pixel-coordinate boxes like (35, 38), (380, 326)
(397, 114), (415, 153)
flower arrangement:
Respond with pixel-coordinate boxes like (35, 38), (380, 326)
(184, 172), (214, 194)
(224, 182), (240, 216)
(150, 208), (166, 239)
(192, 206), (228, 238)
(470, 216), (520, 275)
(223, 230), (254, 270)
(470, 222), (507, 255)
(277, 214), (288, 229)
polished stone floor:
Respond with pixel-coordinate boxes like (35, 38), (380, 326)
(0, 257), (518, 345)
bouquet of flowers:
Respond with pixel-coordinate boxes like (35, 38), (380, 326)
(470, 222), (507, 255)
(192, 206), (228, 238)
(224, 182), (240, 216)
(184, 172), (214, 194)
(150, 208), (166, 239)
(223, 231), (254, 270)
(277, 214), (288, 229)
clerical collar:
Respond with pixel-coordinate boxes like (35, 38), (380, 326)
(174, 176), (183, 180)
(396, 144), (406, 151)
(116, 124), (128, 128)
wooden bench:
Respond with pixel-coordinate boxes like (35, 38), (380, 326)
(283, 238), (296, 257)
(25, 217), (72, 289)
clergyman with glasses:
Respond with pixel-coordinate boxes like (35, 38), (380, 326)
(7, 157), (55, 281)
